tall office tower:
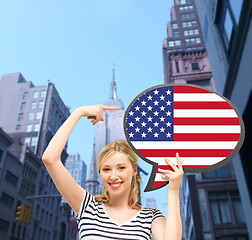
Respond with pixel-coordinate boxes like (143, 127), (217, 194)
(194, 0), (252, 239)
(162, 0), (214, 90)
(85, 69), (125, 195)
(162, 1), (249, 239)
(145, 198), (157, 209)
(0, 73), (76, 240)
(65, 153), (87, 188)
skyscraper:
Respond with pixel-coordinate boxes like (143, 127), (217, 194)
(85, 69), (126, 195)
(162, 1), (249, 239)
(0, 73), (76, 240)
(162, 0), (214, 90)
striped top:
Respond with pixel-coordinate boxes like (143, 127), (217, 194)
(76, 191), (165, 240)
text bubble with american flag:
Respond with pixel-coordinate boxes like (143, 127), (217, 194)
(124, 84), (245, 192)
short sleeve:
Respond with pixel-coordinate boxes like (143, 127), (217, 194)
(75, 190), (94, 223)
(152, 208), (165, 223)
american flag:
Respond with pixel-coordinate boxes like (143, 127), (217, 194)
(125, 85), (242, 191)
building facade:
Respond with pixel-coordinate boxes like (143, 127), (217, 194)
(85, 69), (126, 196)
(65, 153), (87, 188)
(0, 73), (76, 240)
(195, 0), (252, 238)
(162, 0), (249, 239)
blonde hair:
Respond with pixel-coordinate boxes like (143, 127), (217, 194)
(95, 139), (141, 210)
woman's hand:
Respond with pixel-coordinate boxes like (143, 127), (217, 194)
(158, 153), (184, 192)
(76, 105), (119, 125)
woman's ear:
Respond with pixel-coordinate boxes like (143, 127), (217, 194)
(133, 168), (137, 176)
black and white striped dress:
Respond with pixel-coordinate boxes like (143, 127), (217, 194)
(76, 191), (165, 240)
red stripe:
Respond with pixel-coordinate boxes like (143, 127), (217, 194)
(156, 165), (209, 173)
(152, 181), (168, 189)
(173, 133), (240, 141)
(137, 149), (233, 157)
(174, 85), (211, 93)
(174, 117), (240, 125)
(174, 101), (232, 109)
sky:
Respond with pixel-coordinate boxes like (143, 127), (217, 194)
(0, 0), (174, 214)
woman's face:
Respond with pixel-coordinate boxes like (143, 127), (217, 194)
(100, 152), (137, 198)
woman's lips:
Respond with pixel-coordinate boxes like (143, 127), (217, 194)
(109, 182), (123, 189)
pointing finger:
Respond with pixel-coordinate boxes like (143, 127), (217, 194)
(176, 152), (183, 170)
(102, 105), (120, 110)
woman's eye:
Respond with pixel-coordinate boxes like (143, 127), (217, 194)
(102, 168), (110, 172)
(119, 166), (125, 170)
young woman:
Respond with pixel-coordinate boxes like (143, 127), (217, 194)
(42, 104), (184, 240)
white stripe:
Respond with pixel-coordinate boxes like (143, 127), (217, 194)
(131, 141), (238, 149)
(174, 109), (237, 117)
(148, 157), (225, 165)
(174, 93), (225, 102)
(174, 125), (240, 133)
(155, 173), (171, 182)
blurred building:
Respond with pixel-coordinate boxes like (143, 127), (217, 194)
(85, 69), (126, 195)
(195, 0), (252, 238)
(162, 0), (249, 239)
(65, 153), (87, 188)
(145, 198), (157, 208)
(0, 73), (76, 240)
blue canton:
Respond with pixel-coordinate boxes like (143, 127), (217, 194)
(126, 86), (174, 141)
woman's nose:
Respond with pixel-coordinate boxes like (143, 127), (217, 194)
(109, 170), (118, 179)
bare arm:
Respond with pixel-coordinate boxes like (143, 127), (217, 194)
(152, 153), (184, 240)
(42, 105), (119, 215)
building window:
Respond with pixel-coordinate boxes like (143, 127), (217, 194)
(31, 137), (38, 146)
(16, 125), (21, 131)
(20, 102), (26, 110)
(18, 113), (24, 121)
(184, 29), (199, 36)
(168, 41), (175, 47)
(40, 90), (46, 98)
(5, 171), (18, 187)
(208, 190), (246, 225)
(175, 40), (181, 46)
(36, 112), (42, 120)
(0, 218), (9, 232)
(191, 62), (200, 70)
(180, 0), (192, 4)
(181, 13), (195, 19)
(0, 149), (3, 163)
(185, 38), (200, 45)
(28, 112), (34, 120)
(26, 124), (32, 132)
(31, 102), (36, 109)
(23, 92), (28, 100)
(179, 6), (193, 12)
(175, 62), (180, 73)
(34, 124), (40, 132)
(173, 31), (179, 37)
(33, 91), (38, 98)
(0, 192), (14, 208)
(38, 101), (44, 109)
(217, 0), (243, 50)
(172, 23), (178, 29)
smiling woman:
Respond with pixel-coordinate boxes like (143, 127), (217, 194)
(42, 104), (184, 240)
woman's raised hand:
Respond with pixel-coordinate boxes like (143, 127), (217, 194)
(77, 105), (119, 125)
(158, 153), (184, 192)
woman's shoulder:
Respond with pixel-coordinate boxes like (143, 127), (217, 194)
(140, 207), (165, 221)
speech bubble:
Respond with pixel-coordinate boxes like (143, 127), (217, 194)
(124, 84), (245, 192)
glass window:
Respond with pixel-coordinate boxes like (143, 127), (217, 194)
(0, 192), (14, 208)
(16, 125), (21, 131)
(20, 102), (26, 110)
(18, 113), (24, 121)
(26, 124), (32, 132)
(192, 21), (197, 26)
(175, 40), (181, 46)
(189, 30), (193, 35)
(31, 102), (36, 109)
(229, 0), (243, 25)
(209, 191), (231, 224)
(223, 8), (233, 47)
(168, 41), (175, 47)
(34, 124), (40, 132)
(38, 101), (44, 109)
(172, 23), (178, 29)
(31, 137), (38, 146)
(5, 171), (18, 187)
(36, 112), (42, 120)
(173, 31), (179, 37)
(40, 90), (46, 98)
(196, 38), (201, 43)
(24, 138), (30, 146)
(184, 30), (189, 36)
(232, 199), (246, 223)
(185, 39), (190, 45)
(188, 21), (192, 27)
(33, 91), (38, 98)
(182, 22), (187, 27)
(194, 29), (199, 34)
(192, 62), (200, 70)
(29, 112), (34, 120)
(23, 92), (28, 100)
